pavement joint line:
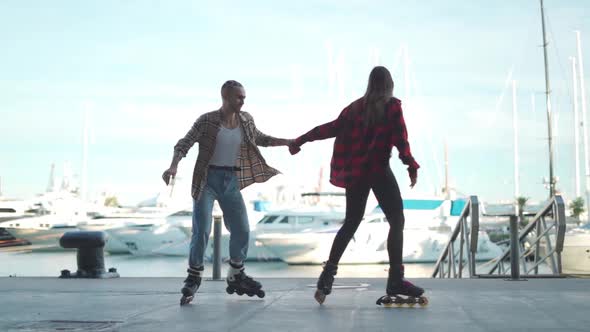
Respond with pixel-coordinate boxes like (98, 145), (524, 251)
(121, 300), (179, 324)
(227, 284), (295, 332)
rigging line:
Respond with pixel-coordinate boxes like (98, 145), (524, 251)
(492, 6), (538, 123)
(494, 67), (514, 117)
(510, 6), (541, 81)
(405, 50), (443, 192)
(391, 43), (439, 192)
(491, 8), (539, 146)
(545, 14), (574, 106)
(545, 15), (576, 184)
(496, 5), (538, 105)
(391, 44), (405, 74)
(490, 7), (537, 120)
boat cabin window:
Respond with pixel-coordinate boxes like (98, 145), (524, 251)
(321, 218), (344, 225)
(169, 210), (192, 217)
(279, 217), (292, 224)
(259, 216), (280, 224)
(296, 216), (314, 225)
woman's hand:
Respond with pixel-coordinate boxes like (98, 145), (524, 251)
(408, 167), (418, 188)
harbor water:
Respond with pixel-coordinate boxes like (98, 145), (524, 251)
(0, 247), (436, 278)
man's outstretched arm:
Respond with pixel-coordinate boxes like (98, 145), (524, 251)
(255, 128), (294, 147)
(162, 116), (204, 184)
(247, 114), (293, 146)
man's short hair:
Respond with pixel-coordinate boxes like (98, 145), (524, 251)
(221, 80), (243, 96)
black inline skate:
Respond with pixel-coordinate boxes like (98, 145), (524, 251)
(180, 266), (203, 306)
(376, 264), (428, 307)
(226, 262), (265, 298)
(314, 261), (338, 304)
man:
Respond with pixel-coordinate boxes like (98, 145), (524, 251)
(162, 80), (292, 305)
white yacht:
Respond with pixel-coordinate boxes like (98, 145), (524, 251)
(1, 192), (89, 250)
(256, 214), (387, 264)
(560, 223), (590, 274)
(152, 208), (272, 259)
(256, 199), (504, 264)
(153, 207), (345, 260)
(1, 215), (81, 250)
(103, 208), (191, 256)
(531, 220), (590, 275)
(0, 199), (33, 222)
(76, 208), (140, 254)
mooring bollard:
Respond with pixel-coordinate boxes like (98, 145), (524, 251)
(59, 231), (119, 279)
(212, 215), (222, 280)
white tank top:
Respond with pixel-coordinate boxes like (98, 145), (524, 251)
(209, 125), (242, 167)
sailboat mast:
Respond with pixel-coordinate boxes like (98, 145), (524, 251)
(47, 163), (56, 193)
(444, 140), (450, 199)
(540, 0), (555, 198)
(575, 30), (590, 222)
(571, 57), (581, 197)
(82, 111), (89, 202)
(512, 80), (520, 202)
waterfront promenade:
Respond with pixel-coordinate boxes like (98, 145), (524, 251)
(0, 277), (588, 331)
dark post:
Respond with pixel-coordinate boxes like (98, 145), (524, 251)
(212, 215), (222, 280)
(509, 215), (521, 280)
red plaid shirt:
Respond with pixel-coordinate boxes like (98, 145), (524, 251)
(294, 97), (419, 188)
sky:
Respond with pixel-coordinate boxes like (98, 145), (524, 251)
(1, 0), (590, 206)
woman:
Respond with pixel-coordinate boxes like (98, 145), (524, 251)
(289, 66), (427, 306)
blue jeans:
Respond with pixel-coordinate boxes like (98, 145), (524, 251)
(189, 168), (249, 268)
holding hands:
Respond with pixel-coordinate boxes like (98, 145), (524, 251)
(283, 138), (301, 155)
(288, 142), (301, 155)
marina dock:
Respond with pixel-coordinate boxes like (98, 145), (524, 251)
(1, 277), (588, 331)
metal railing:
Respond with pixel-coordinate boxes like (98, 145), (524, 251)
(432, 195), (480, 278)
(481, 195), (566, 278)
(432, 195), (566, 279)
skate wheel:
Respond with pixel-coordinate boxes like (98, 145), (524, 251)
(247, 293), (254, 297)
(180, 295), (193, 306)
(418, 296), (429, 307)
(257, 290), (265, 298)
(314, 289), (326, 305)
(377, 295), (393, 307)
(236, 290), (244, 296)
(226, 287), (233, 295)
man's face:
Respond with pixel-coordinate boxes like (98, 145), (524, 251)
(224, 87), (246, 113)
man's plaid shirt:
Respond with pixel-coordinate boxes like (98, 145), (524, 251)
(294, 97), (419, 188)
(175, 110), (281, 201)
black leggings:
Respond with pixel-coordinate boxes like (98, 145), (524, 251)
(328, 168), (405, 267)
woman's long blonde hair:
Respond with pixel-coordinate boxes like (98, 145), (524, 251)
(362, 66), (394, 127)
